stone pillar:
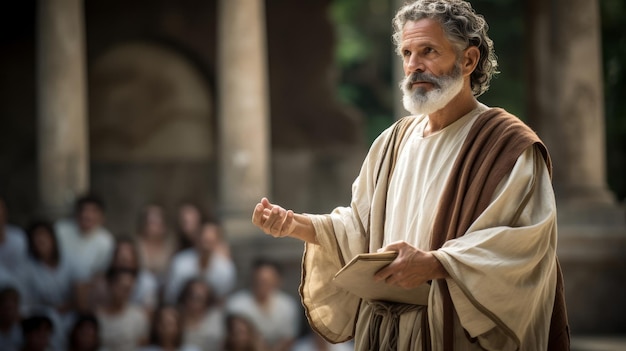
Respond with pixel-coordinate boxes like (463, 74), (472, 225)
(37, 0), (89, 217)
(217, 0), (270, 238)
(526, 0), (626, 334)
(526, 0), (615, 209)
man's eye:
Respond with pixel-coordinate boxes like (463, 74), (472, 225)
(403, 50), (411, 57)
(424, 47), (434, 54)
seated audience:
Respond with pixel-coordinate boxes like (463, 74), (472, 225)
(136, 204), (177, 281)
(226, 259), (299, 351)
(222, 314), (267, 351)
(0, 286), (22, 351)
(164, 220), (235, 304)
(96, 268), (148, 351)
(67, 314), (102, 351)
(138, 305), (200, 351)
(177, 279), (224, 351)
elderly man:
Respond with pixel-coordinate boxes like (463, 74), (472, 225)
(252, 0), (568, 350)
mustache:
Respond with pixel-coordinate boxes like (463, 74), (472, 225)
(401, 72), (441, 90)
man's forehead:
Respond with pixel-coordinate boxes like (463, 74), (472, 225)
(401, 18), (448, 44)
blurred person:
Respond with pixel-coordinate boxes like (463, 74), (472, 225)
(0, 286), (22, 351)
(225, 259), (299, 351)
(67, 314), (102, 351)
(138, 305), (200, 351)
(96, 267), (148, 351)
(251, 0), (568, 349)
(19, 315), (53, 351)
(136, 204), (177, 280)
(177, 278), (224, 351)
(21, 220), (83, 314)
(91, 237), (158, 315)
(175, 202), (205, 251)
(54, 194), (114, 279)
(164, 220), (235, 304)
(222, 314), (268, 351)
(0, 196), (28, 275)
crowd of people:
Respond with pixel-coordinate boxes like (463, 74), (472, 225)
(0, 194), (352, 351)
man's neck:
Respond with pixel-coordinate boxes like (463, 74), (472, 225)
(424, 88), (478, 137)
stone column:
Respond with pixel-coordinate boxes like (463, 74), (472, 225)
(217, 0), (270, 238)
(37, 0), (89, 217)
(526, 0), (615, 210)
(526, 0), (626, 334)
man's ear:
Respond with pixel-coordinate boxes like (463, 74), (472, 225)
(462, 46), (480, 77)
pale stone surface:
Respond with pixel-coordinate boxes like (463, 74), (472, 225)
(89, 43), (213, 162)
(527, 0), (626, 335)
(527, 0), (614, 205)
(217, 0), (270, 232)
(37, 0), (89, 216)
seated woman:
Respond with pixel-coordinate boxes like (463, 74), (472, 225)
(21, 220), (84, 314)
(177, 278), (224, 351)
(222, 313), (268, 351)
(136, 204), (177, 281)
(91, 237), (158, 315)
(138, 305), (200, 351)
(67, 313), (102, 351)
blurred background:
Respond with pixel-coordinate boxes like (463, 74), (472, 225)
(0, 0), (624, 349)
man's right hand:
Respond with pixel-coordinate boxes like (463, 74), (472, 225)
(251, 197), (318, 244)
(251, 197), (296, 238)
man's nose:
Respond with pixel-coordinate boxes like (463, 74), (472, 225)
(406, 53), (426, 72)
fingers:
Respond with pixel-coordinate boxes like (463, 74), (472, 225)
(251, 198), (294, 238)
(379, 240), (408, 253)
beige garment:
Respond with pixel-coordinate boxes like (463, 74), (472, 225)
(301, 105), (557, 350)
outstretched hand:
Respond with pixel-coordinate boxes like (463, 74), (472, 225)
(251, 197), (296, 238)
(373, 240), (448, 289)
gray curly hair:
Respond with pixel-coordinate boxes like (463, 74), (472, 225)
(392, 0), (498, 97)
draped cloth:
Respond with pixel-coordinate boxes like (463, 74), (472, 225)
(299, 107), (569, 350)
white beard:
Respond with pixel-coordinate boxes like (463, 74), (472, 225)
(400, 64), (464, 116)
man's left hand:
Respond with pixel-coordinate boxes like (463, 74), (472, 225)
(373, 241), (448, 289)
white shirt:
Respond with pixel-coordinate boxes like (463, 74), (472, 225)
(21, 256), (82, 309)
(182, 308), (224, 351)
(98, 305), (148, 351)
(164, 249), (236, 304)
(226, 290), (299, 346)
(54, 219), (114, 279)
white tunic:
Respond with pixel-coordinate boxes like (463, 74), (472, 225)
(302, 105), (558, 350)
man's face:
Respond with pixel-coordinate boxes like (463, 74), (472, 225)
(77, 203), (103, 233)
(252, 265), (280, 301)
(110, 273), (135, 303)
(196, 223), (220, 253)
(399, 18), (466, 115)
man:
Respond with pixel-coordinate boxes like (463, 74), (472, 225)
(164, 219), (236, 304)
(54, 194), (114, 279)
(251, 0), (568, 350)
(226, 259), (300, 351)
